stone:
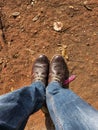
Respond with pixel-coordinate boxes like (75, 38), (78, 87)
(53, 21), (63, 32)
(32, 15), (40, 22)
(12, 12), (20, 18)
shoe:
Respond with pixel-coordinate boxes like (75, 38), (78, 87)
(49, 55), (67, 86)
(31, 55), (49, 86)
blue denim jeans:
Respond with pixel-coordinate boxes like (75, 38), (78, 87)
(0, 81), (98, 130)
(0, 81), (45, 130)
(46, 82), (98, 130)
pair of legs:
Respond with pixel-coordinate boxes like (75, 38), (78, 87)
(0, 55), (98, 130)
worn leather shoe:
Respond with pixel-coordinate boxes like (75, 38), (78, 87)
(31, 55), (49, 86)
(49, 55), (67, 86)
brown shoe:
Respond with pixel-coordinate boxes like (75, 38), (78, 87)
(31, 55), (49, 86)
(49, 55), (68, 86)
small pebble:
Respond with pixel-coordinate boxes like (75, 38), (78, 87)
(86, 43), (90, 46)
(27, 75), (30, 78)
(83, 1), (88, 5)
(32, 15), (40, 22)
(53, 21), (63, 32)
(31, 0), (37, 5)
(12, 12), (20, 18)
(31, 2), (34, 5)
(27, 5), (31, 9)
(43, 46), (45, 49)
(12, 53), (19, 59)
(69, 6), (74, 9)
(93, 32), (97, 36)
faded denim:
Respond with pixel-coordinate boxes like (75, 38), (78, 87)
(46, 82), (98, 130)
(0, 81), (98, 130)
(0, 81), (45, 130)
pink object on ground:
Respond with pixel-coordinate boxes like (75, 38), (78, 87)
(64, 75), (76, 85)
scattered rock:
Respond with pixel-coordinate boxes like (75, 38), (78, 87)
(8, 41), (11, 47)
(12, 12), (20, 18)
(31, 0), (37, 6)
(53, 22), (63, 32)
(33, 30), (38, 34)
(0, 58), (8, 70)
(12, 53), (19, 59)
(31, 2), (34, 5)
(40, 8), (44, 13)
(93, 32), (97, 36)
(42, 46), (45, 49)
(27, 75), (30, 78)
(69, 6), (74, 9)
(10, 79), (14, 82)
(32, 14), (40, 22)
(86, 43), (90, 46)
(83, 1), (88, 5)
(27, 5), (31, 9)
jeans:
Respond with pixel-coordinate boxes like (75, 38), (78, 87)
(0, 81), (98, 130)
(46, 82), (98, 130)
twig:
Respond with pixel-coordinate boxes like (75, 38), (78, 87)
(83, 4), (92, 11)
(0, 11), (7, 44)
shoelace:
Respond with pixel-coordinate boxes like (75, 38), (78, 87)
(33, 74), (76, 85)
(51, 74), (61, 82)
(33, 74), (45, 83)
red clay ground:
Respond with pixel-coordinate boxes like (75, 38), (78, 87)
(0, 0), (98, 129)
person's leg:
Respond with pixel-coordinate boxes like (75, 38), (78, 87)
(46, 82), (98, 130)
(0, 81), (45, 130)
(46, 55), (98, 130)
(0, 54), (49, 130)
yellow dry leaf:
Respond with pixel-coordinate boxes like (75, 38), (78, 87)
(11, 87), (14, 92)
(61, 48), (68, 60)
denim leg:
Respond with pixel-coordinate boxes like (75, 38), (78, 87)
(0, 81), (45, 130)
(46, 82), (98, 130)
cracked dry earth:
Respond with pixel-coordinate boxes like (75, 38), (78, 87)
(0, 0), (98, 130)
